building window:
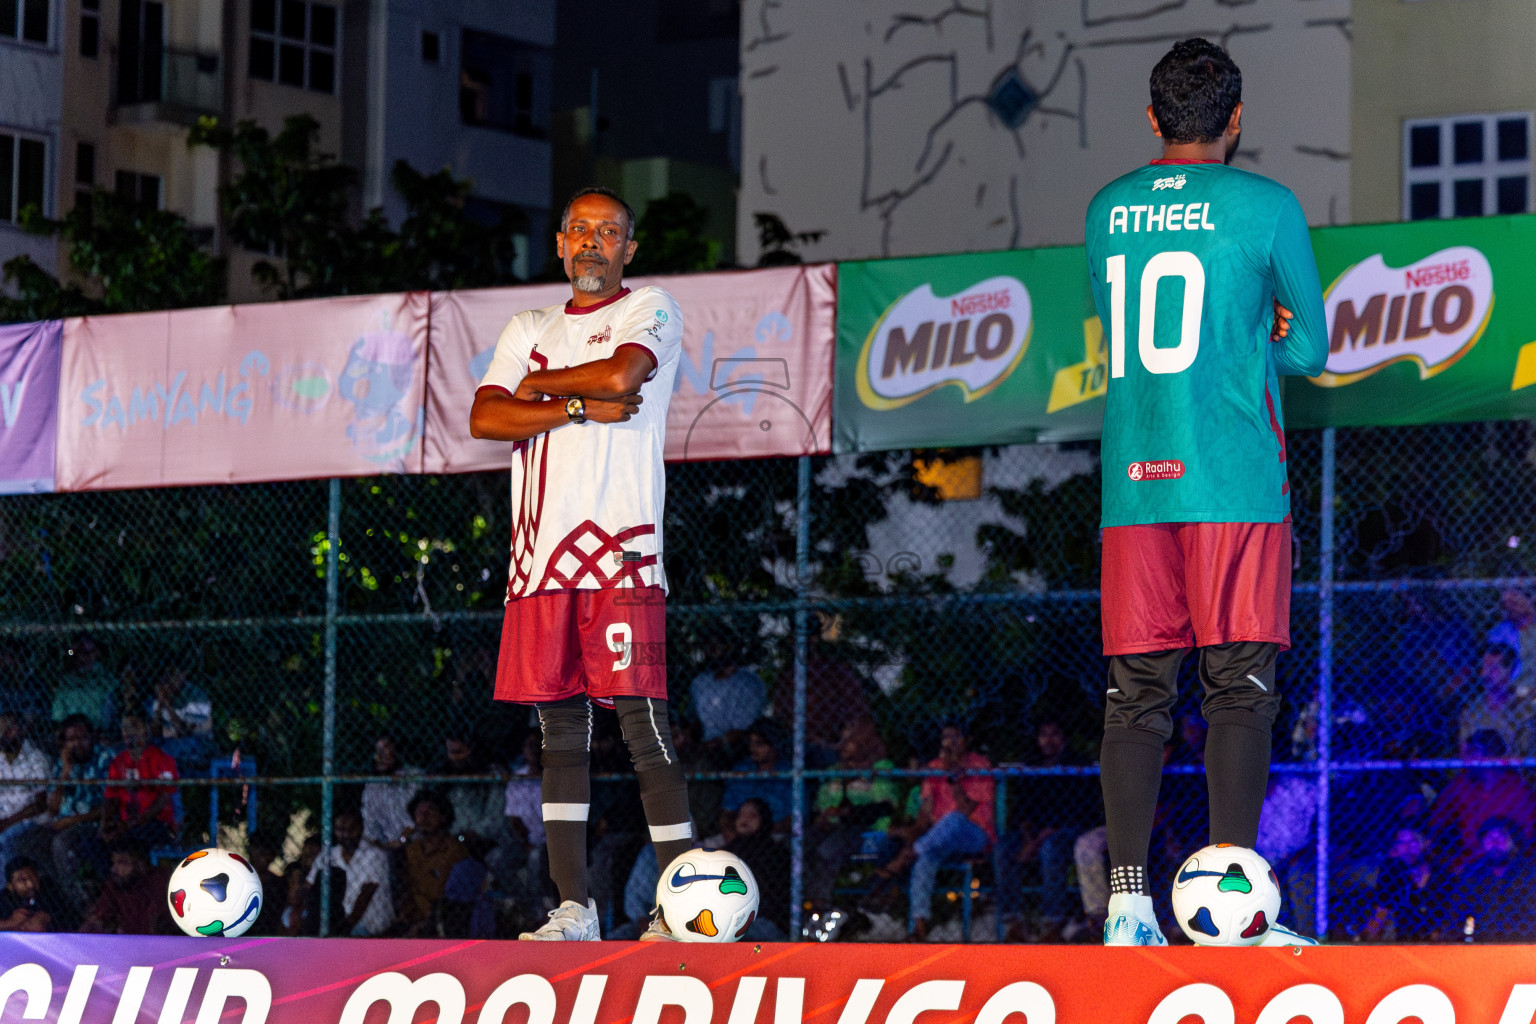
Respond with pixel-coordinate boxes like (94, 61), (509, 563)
(2, 0), (49, 44)
(421, 30), (439, 63)
(74, 140), (94, 212)
(1404, 113), (1534, 220)
(459, 29), (550, 139)
(115, 169), (161, 210)
(0, 132), (47, 225)
(249, 0), (337, 94)
(80, 0), (99, 56)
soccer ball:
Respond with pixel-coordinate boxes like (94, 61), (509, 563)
(656, 849), (759, 943)
(1170, 843), (1280, 946)
(166, 848), (264, 938)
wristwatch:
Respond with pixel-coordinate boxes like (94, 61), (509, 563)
(565, 396), (586, 423)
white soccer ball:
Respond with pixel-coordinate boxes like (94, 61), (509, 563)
(166, 847), (264, 938)
(656, 849), (759, 943)
(1170, 843), (1281, 946)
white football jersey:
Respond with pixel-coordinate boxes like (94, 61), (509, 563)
(478, 285), (683, 599)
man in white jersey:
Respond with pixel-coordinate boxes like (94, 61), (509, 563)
(470, 187), (694, 941)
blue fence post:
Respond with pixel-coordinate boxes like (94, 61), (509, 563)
(790, 455), (811, 938)
(1315, 428), (1335, 939)
(319, 477), (340, 937)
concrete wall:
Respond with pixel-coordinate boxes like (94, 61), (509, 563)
(738, 0), (1352, 264)
(1352, 0), (1536, 225)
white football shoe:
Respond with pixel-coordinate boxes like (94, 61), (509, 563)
(638, 906), (679, 942)
(1258, 921), (1319, 946)
(519, 898), (600, 941)
(1103, 893), (1168, 946)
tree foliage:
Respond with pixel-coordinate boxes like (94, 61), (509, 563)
(629, 192), (719, 275)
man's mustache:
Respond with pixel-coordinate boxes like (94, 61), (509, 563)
(575, 252), (608, 266)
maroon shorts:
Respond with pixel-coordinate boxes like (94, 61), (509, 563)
(1101, 522), (1291, 656)
(494, 586), (667, 706)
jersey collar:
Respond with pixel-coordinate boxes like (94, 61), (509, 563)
(1149, 158), (1223, 165)
(565, 287), (632, 315)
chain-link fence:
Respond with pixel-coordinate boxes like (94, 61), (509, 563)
(1, 422), (1534, 942)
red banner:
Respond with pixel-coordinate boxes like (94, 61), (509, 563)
(3, 935), (1535, 1024)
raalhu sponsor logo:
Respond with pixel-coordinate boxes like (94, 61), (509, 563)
(1317, 245), (1493, 387)
(1128, 460), (1184, 481)
(855, 275), (1031, 410)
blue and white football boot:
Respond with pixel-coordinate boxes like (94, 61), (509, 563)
(1258, 920), (1319, 946)
(1103, 894), (1168, 946)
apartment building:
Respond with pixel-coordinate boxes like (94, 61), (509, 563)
(0, 0), (66, 276)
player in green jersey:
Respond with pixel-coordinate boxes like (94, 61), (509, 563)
(1083, 38), (1328, 946)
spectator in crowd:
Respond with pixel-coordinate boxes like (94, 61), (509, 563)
(499, 732), (547, 904)
(51, 636), (118, 733)
(727, 797), (790, 939)
(361, 735), (420, 850)
(283, 833), (337, 936)
(0, 709), (52, 880)
(102, 714), (180, 850)
(670, 712), (725, 845)
(689, 644), (766, 760)
(1073, 824), (1109, 939)
(1255, 771), (1318, 931)
(1456, 644), (1530, 753)
(878, 723), (994, 942)
(1396, 591), (1476, 696)
(80, 840), (171, 934)
(35, 715), (114, 906)
(146, 660), (215, 770)
(804, 717), (899, 914)
(1001, 717), (1100, 941)
(1449, 817), (1536, 941)
(398, 790), (468, 937)
(1362, 827), (1447, 942)
(1429, 729), (1536, 874)
(304, 809), (392, 937)
(1490, 588), (1536, 693)
(0, 858), (65, 932)
(430, 730), (508, 850)
(774, 613), (873, 767)
(720, 719), (793, 833)
(243, 834), (288, 937)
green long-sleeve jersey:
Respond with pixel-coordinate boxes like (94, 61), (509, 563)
(1085, 160), (1328, 527)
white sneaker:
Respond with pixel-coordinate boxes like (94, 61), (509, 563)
(638, 907), (679, 942)
(519, 899), (600, 941)
(1258, 921), (1319, 946)
(1103, 894), (1168, 946)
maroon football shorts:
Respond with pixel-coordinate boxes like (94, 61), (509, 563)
(494, 586), (668, 706)
(1101, 522), (1291, 656)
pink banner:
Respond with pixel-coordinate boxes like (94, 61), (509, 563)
(55, 294), (429, 490)
(424, 265), (836, 471)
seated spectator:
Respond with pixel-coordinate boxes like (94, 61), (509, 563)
(690, 645), (766, 760)
(243, 834), (287, 937)
(1429, 729), (1536, 874)
(1362, 827), (1448, 942)
(1457, 644), (1529, 753)
(0, 709), (51, 880)
(304, 809), (392, 937)
(0, 857), (67, 933)
(1489, 588), (1536, 692)
(431, 730), (508, 850)
(51, 636), (119, 733)
(499, 732), (546, 905)
(102, 714), (180, 851)
(803, 718), (898, 913)
(670, 713), (725, 845)
(727, 798), (790, 940)
(876, 723), (994, 941)
(283, 834), (337, 936)
(773, 613), (873, 767)
(719, 719), (793, 834)
(80, 840), (171, 934)
(398, 790), (468, 937)
(35, 715), (115, 907)
(361, 735), (420, 850)
(146, 660), (215, 770)
(1449, 817), (1536, 941)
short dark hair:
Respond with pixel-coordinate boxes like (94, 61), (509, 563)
(59, 713), (93, 735)
(407, 788), (455, 827)
(5, 856), (37, 883)
(560, 186), (636, 240)
(1149, 38), (1242, 145)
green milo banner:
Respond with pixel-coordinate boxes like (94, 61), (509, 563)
(834, 213), (1536, 451)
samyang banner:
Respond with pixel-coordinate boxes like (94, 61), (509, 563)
(3, 934), (1536, 1023)
(424, 264), (836, 471)
(1284, 213), (1536, 429)
(834, 246), (1101, 453)
(0, 319), (61, 494)
(55, 294), (430, 491)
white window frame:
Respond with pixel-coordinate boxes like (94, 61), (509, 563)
(249, 0), (339, 94)
(0, 129), (51, 225)
(2, 0), (51, 46)
(1403, 112), (1535, 220)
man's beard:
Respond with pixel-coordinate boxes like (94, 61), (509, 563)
(572, 257), (608, 292)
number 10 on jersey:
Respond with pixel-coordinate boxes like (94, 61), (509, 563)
(1106, 252), (1206, 378)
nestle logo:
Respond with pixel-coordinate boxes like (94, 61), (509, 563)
(1128, 460), (1185, 482)
(950, 289), (1011, 318)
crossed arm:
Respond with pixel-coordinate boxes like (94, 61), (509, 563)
(468, 347), (656, 443)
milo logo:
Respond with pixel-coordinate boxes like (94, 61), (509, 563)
(855, 276), (1031, 409)
(1317, 245), (1493, 387)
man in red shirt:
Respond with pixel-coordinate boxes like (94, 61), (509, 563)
(103, 714), (179, 849)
